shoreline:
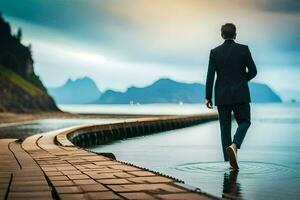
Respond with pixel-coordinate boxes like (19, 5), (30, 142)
(0, 111), (176, 127)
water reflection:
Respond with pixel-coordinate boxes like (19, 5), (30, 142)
(0, 118), (124, 139)
(222, 170), (242, 200)
(91, 104), (300, 199)
(2, 103), (300, 199)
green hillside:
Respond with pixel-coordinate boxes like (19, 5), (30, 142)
(0, 65), (43, 95)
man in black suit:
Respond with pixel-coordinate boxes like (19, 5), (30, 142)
(205, 23), (257, 169)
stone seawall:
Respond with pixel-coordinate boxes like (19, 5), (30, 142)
(56, 114), (218, 148)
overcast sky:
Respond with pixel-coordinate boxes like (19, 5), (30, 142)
(0, 0), (299, 100)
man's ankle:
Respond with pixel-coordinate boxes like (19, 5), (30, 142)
(231, 143), (237, 151)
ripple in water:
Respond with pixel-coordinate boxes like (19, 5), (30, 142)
(175, 161), (295, 180)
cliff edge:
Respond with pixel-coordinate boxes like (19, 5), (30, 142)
(0, 13), (58, 112)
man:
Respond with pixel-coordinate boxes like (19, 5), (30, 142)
(205, 23), (257, 169)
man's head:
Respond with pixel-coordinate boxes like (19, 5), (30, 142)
(221, 23), (236, 40)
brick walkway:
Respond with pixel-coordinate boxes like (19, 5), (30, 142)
(0, 116), (218, 200)
(0, 139), (52, 199)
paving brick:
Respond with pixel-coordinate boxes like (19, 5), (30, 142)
(13, 171), (44, 177)
(0, 189), (6, 196)
(87, 191), (123, 200)
(80, 184), (109, 192)
(9, 185), (51, 192)
(12, 176), (46, 181)
(156, 193), (211, 200)
(108, 183), (185, 193)
(58, 193), (88, 200)
(81, 164), (100, 169)
(11, 180), (48, 186)
(0, 178), (10, 184)
(67, 174), (90, 180)
(45, 171), (63, 176)
(129, 171), (156, 177)
(57, 166), (77, 171)
(0, 172), (11, 178)
(62, 170), (82, 175)
(93, 161), (120, 166)
(97, 178), (131, 185)
(120, 192), (157, 200)
(51, 180), (75, 186)
(86, 172), (116, 179)
(0, 183), (9, 189)
(83, 156), (108, 162)
(84, 169), (122, 174)
(55, 186), (82, 194)
(0, 182), (9, 190)
(109, 165), (141, 171)
(49, 175), (69, 181)
(127, 176), (173, 183)
(73, 179), (98, 185)
(8, 191), (52, 198)
(41, 167), (58, 172)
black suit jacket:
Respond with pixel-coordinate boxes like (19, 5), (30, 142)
(205, 40), (257, 105)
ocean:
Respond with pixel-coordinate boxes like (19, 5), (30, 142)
(85, 103), (300, 200)
(1, 103), (299, 199)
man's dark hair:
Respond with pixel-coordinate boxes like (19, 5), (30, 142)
(221, 23), (236, 39)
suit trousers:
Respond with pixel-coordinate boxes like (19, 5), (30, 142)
(217, 103), (251, 161)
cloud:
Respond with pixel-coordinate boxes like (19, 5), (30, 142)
(1, 0), (300, 97)
(2, 0), (300, 67)
(250, 0), (300, 13)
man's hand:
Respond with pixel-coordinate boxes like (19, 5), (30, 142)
(205, 99), (213, 109)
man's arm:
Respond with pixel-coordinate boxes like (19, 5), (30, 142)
(205, 50), (215, 108)
(245, 46), (257, 81)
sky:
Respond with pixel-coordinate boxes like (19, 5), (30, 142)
(0, 0), (299, 100)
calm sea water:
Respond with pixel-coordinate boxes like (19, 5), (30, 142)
(0, 118), (125, 139)
(86, 103), (300, 200)
(1, 103), (299, 199)
(58, 103), (215, 115)
(0, 103), (213, 138)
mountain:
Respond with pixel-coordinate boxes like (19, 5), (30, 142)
(48, 77), (101, 104)
(96, 78), (282, 104)
(249, 82), (282, 103)
(97, 78), (205, 104)
(0, 14), (58, 112)
(274, 89), (300, 102)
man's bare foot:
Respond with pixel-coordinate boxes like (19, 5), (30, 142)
(226, 144), (239, 170)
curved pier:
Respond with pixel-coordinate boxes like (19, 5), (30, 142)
(0, 114), (218, 200)
(58, 114), (217, 148)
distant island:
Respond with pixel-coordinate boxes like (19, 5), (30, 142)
(48, 77), (101, 104)
(49, 77), (282, 104)
(97, 78), (204, 104)
(0, 13), (58, 112)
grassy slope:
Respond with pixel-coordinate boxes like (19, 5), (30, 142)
(0, 65), (44, 95)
